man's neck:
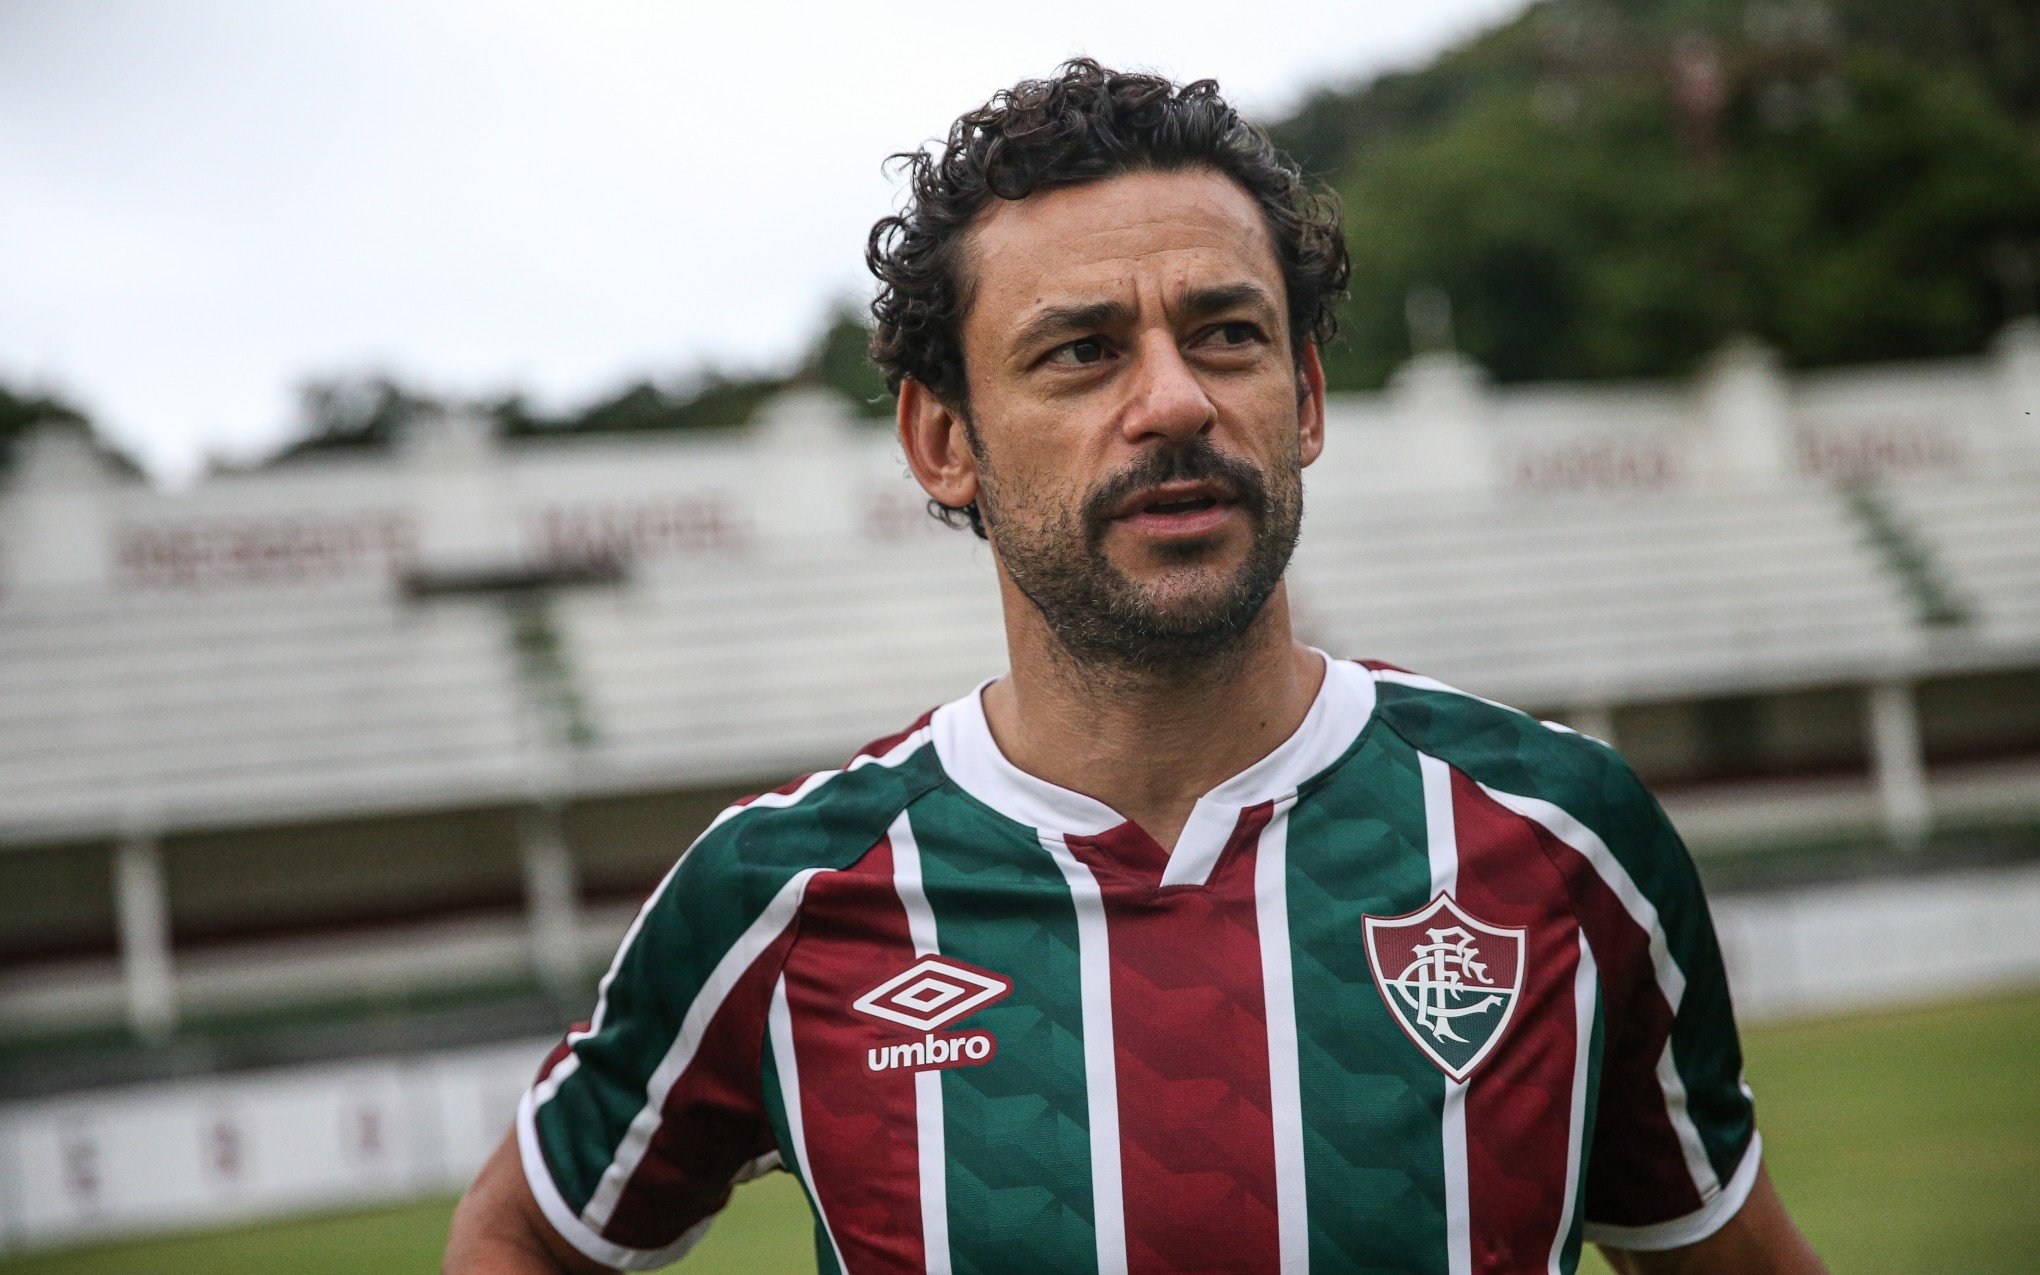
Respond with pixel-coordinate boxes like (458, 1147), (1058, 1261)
(979, 580), (1325, 854)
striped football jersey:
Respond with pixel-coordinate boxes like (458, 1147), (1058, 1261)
(519, 653), (1759, 1273)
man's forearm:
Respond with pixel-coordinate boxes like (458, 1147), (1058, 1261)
(445, 1130), (612, 1275)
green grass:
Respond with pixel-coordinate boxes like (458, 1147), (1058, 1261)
(0, 1172), (817, 1275)
(7, 990), (2036, 1273)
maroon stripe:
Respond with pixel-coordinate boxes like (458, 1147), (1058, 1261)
(1066, 804), (1281, 1275)
(602, 928), (791, 1248)
(725, 714), (932, 813)
(732, 773), (818, 809)
(1450, 772), (1585, 1270)
(534, 1023), (589, 1087)
(1505, 799), (1707, 1224)
(778, 836), (929, 1273)
(846, 711), (934, 764)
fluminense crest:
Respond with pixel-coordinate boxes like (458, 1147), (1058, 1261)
(1364, 893), (1526, 1083)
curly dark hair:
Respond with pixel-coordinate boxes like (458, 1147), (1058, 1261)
(866, 58), (1349, 537)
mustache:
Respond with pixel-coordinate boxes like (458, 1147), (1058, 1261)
(1079, 439), (1270, 532)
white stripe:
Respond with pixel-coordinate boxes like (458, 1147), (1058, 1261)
(913, 1070), (950, 1273)
(541, 728), (934, 1229)
(1475, 787), (1686, 1009)
(1475, 783), (1719, 1202)
(770, 972), (849, 1272)
(1549, 931), (1598, 1274)
(535, 852), (689, 1107)
(891, 809), (941, 959)
(1419, 752), (1460, 900)
(889, 809), (952, 1275)
(1420, 752), (1472, 1275)
(531, 1051), (580, 1108)
(1442, 1081), (1471, 1275)
(1370, 667), (1518, 715)
(704, 727), (933, 836)
(1156, 798), (1240, 888)
(1039, 831), (1129, 1275)
(1585, 1131), (1764, 1252)
(580, 868), (822, 1230)
(1254, 795), (1310, 1272)
(516, 1090), (716, 1271)
(1653, 1049), (1718, 1200)
(540, 730), (931, 1109)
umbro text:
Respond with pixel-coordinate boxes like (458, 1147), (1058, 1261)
(866, 1031), (996, 1073)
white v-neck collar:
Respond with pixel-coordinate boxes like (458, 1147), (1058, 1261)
(931, 650), (1378, 885)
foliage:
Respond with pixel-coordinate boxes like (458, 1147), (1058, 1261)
(0, 384), (89, 471)
(42, 0), (2040, 464)
(802, 303), (895, 419)
(269, 376), (443, 461)
(0, 384), (142, 478)
(1271, 0), (2040, 390)
(266, 304), (889, 461)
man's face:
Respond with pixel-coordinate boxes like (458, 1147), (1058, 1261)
(949, 166), (1324, 673)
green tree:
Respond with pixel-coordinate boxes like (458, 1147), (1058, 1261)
(1271, 0), (2040, 389)
(0, 383), (141, 478)
(273, 375), (443, 460)
(0, 383), (89, 470)
(800, 303), (893, 419)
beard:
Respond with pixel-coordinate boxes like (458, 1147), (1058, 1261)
(976, 433), (1303, 679)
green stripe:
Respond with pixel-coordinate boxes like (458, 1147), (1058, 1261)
(536, 741), (946, 1212)
(1288, 729), (1452, 1273)
(1372, 681), (1755, 1187)
(912, 785), (1100, 1275)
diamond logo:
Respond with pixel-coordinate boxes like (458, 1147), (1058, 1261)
(853, 957), (1012, 1032)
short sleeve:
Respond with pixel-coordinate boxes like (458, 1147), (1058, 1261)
(517, 846), (805, 1270)
(1580, 770), (1760, 1251)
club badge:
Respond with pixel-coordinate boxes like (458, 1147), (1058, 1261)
(1364, 893), (1525, 1082)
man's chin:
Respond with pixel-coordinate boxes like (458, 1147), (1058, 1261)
(1100, 529), (1247, 579)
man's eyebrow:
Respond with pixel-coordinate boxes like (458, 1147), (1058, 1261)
(1178, 282), (1279, 322)
(1010, 299), (1131, 354)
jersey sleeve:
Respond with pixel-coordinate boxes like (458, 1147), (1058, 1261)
(1577, 760), (1761, 1251)
(517, 838), (812, 1270)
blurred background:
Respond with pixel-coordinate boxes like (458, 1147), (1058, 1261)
(1, 1), (2036, 1271)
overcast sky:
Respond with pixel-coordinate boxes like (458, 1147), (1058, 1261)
(0, 0), (1525, 482)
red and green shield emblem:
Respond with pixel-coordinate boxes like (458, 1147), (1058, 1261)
(1364, 893), (1525, 1083)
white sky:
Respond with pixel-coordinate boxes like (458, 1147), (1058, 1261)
(0, 0), (1525, 482)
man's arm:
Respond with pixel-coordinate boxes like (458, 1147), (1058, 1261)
(1599, 1165), (1826, 1274)
(444, 1129), (615, 1275)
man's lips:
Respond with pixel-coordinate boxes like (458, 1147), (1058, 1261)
(1109, 480), (1240, 537)
(1110, 480), (1238, 520)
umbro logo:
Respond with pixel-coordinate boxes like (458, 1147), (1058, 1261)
(854, 956), (1011, 1074)
(854, 957), (1011, 1031)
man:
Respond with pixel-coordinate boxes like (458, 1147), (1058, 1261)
(446, 61), (1825, 1274)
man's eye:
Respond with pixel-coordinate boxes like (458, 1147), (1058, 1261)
(1208, 322), (1260, 346)
(1048, 337), (1108, 366)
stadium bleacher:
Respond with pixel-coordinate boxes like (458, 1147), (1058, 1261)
(1, 332), (2036, 1051)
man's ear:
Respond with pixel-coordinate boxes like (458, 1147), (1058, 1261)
(898, 378), (981, 511)
(1295, 342), (1327, 468)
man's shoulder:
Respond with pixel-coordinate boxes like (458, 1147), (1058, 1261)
(677, 710), (947, 887)
(1354, 658), (1642, 823)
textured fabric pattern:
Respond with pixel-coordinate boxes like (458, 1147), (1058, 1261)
(520, 662), (1758, 1272)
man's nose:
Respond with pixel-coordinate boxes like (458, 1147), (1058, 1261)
(1121, 332), (1216, 443)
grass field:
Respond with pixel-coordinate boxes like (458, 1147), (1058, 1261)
(6, 989), (2035, 1274)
